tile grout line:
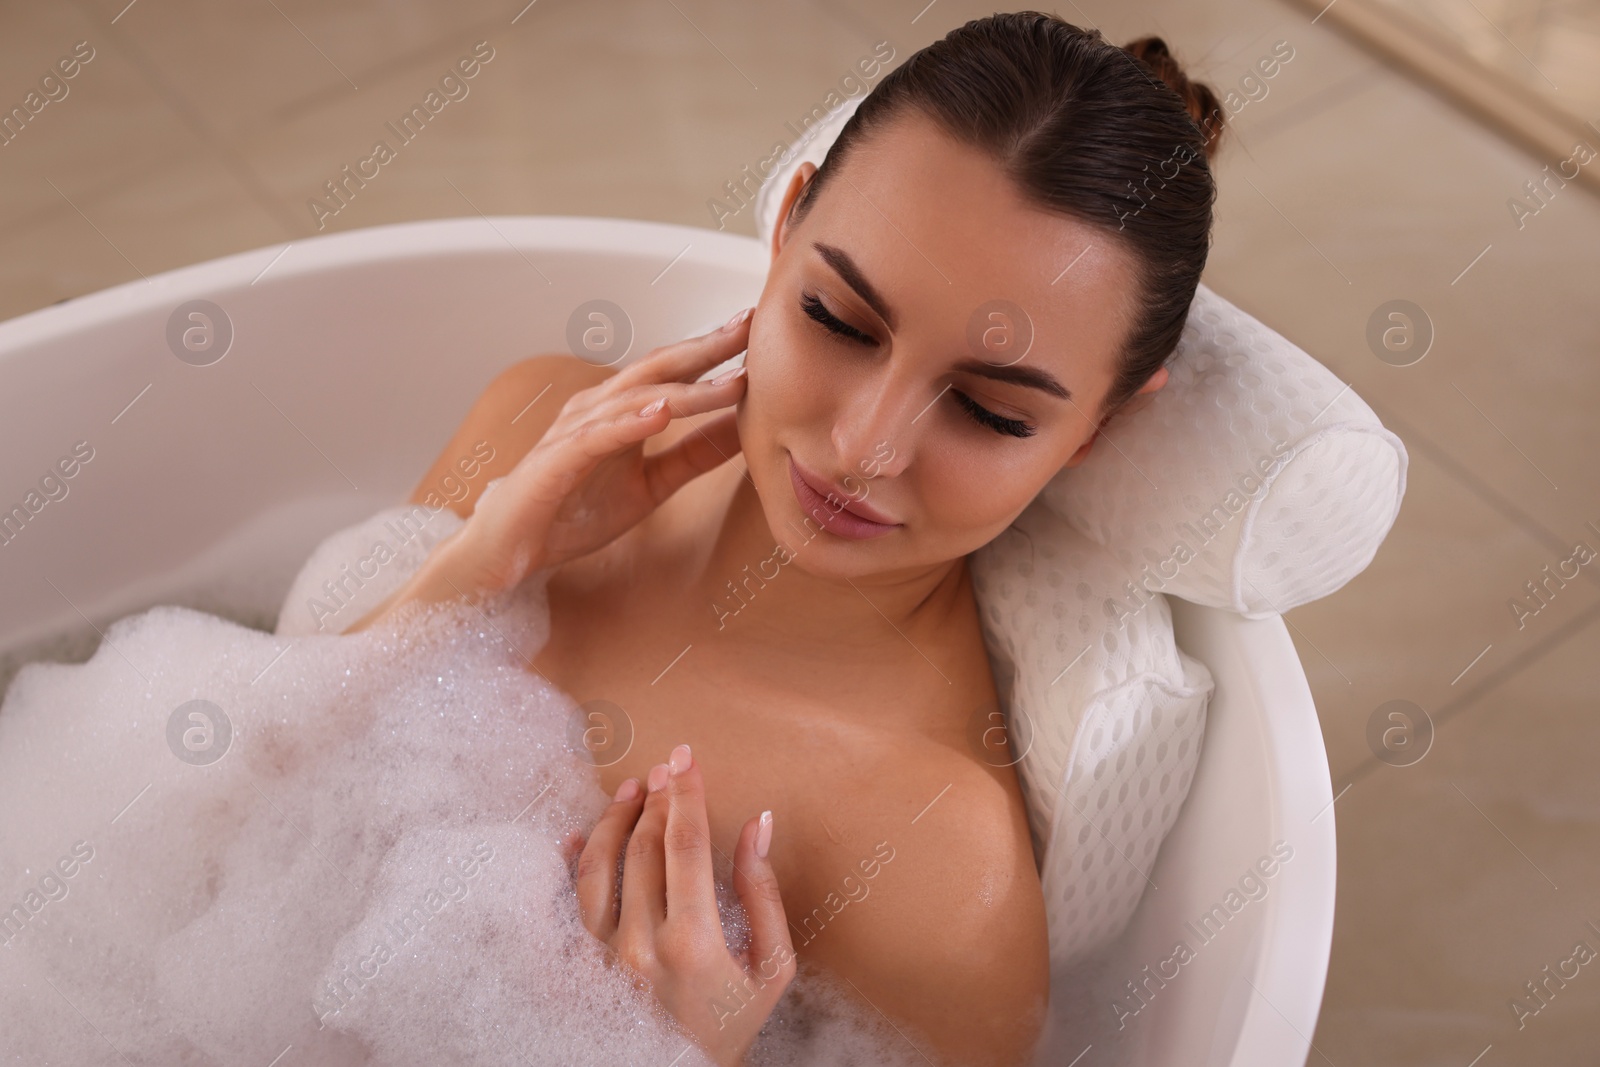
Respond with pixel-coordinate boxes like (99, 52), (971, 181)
(1336, 593), (1600, 792)
(63, 0), (301, 236)
(1363, 394), (1600, 593)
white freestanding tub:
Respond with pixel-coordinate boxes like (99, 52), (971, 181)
(0, 216), (1335, 1066)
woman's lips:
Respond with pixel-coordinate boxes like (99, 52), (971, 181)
(787, 453), (901, 540)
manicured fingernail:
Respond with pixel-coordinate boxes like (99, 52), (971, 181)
(709, 365), (746, 387)
(614, 777), (640, 802)
(668, 743), (693, 775)
(722, 306), (753, 331)
(639, 396), (665, 417)
(647, 763), (669, 793)
(755, 810), (773, 859)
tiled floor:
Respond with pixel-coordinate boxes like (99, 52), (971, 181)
(3, 0), (1598, 1063)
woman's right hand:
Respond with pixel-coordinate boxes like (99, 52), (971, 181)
(460, 305), (753, 594)
(345, 307), (752, 633)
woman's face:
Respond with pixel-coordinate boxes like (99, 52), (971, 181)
(737, 107), (1165, 579)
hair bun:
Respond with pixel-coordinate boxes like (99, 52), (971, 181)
(1122, 35), (1225, 161)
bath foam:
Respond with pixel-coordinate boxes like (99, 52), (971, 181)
(0, 570), (934, 1065)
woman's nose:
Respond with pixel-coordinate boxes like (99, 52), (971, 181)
(830, 378), (922, 481)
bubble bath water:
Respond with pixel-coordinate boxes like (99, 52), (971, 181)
(0, 569), (931, 1066)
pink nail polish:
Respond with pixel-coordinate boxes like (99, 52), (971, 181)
(755, 810), (773, 859)
(668, 744), (693, 775)
(647, 763), (669, 793)
(722, 305), (753, 331)
(614, 778), (640, 802)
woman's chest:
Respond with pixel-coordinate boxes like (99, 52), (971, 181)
(525, 545), (1002, 899)
(531, 556), (889, 838)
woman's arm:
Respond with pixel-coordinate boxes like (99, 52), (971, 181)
(346, 311), (753, 634)
(344, 356), (613, 634)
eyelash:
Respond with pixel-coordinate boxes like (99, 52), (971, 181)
(798, 291), (1036, 439)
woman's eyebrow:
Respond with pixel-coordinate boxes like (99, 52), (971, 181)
(952, 358), (1073, 401)
(812, 241), (1074, 403)
(813, 241), (897, 331)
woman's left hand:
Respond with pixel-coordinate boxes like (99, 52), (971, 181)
(574, 744), (796, 1067)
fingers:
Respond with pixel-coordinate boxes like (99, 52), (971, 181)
(641, 409), (743, 504)
(658, 744), (720, 933)
(598, 360), (747, 428)
(575, 777), (645, 941)
(615, 746), (721, 948)
(542, 368), (746, 475)
(613, 306), (753, 392)
(618, 762), (671, 940)
(733, 809), (796, 986)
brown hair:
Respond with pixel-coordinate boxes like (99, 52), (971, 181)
(789, 12), (1227, 422)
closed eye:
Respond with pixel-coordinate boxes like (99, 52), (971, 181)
(800, 290), (875, 344)
(798, 290), (1036, 439)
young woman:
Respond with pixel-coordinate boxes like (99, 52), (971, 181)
(350, 12), (1224, 1065)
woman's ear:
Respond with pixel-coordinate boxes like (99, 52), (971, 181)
(1061, 429), (1098, 470)
(1124, 364), (1169, 415)
(1060, 366), (1170, 469)
(770, 163), (818, 264)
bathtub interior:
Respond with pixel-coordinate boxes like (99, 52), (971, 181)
(0, 217), (1330, 1066)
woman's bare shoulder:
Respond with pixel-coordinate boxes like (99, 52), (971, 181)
(795, 747), (1051, 1066)
(406, 353), (617, 518)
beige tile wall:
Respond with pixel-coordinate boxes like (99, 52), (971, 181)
(3, 0), (1597, 1063)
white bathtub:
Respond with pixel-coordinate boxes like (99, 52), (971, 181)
(0, 215), (1335, 1066)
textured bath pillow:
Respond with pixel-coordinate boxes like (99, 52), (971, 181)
(1039, 290), (1407, 617)
(968, 498), (1212, 966)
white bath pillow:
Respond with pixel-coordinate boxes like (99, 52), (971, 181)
(968, 498), (1212, 966)
(751, 93), (1408, 616)
(1039, 288), (1407, 617)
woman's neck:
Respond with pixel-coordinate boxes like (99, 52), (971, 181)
(681, 458), (973, 666)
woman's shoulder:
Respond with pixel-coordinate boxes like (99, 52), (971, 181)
(792, 741), (1051, 1065)
(409, 351), (703, 521)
